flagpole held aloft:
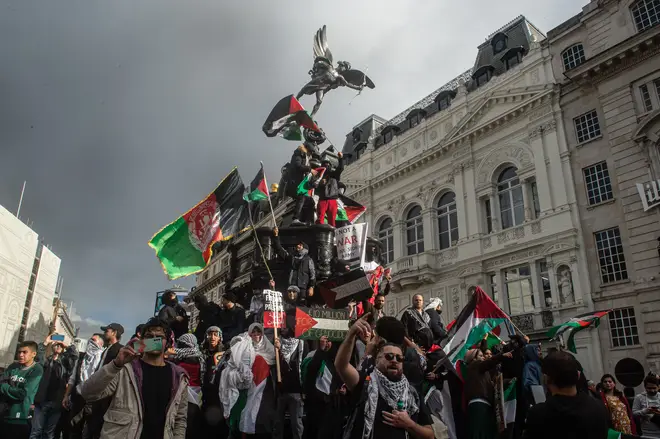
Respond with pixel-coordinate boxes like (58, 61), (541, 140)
(260, 161), (277, 226)
(246, 207), (274, 282)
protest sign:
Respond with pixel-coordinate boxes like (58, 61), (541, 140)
(263, 306), (349, 341)
(336, 223), (368, 267)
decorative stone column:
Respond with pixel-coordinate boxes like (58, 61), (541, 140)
(521, 179), (532, 221)
(422, 208), (435, 252)
(489, 189), (501, 232)
(529, 260), (543, 311)
(464, 166), (479, 238)
(454, 167), (468, 239)
(569, 256), (583, 304)
(546, 256), (560, 309)
(311, 224), (334, 281)
(529, 127), (553, 213)
(495, 269), (508, 313)
(393, 220), (404, 261)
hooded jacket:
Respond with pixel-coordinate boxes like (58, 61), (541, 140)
(80, 359), (189, 439)
(285, 146), (312, 197)
(523, 391), (610, 439)
(158, 299), (189, 340)
(522, 344), (543, 397)
(273, 236), (316, 291)
(317, 157), (344, 200)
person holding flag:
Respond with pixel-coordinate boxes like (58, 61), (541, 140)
(316, 151), (344, 226)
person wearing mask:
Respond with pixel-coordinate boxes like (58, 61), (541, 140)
(335, 313), (434, 439)
(423, 298), (447, 345)
(158, 290), (189, 340)
(168, 334), (203, 439)
(219, 292), (246, 345)
(62, 334), (105, 439)
(600, 374), (636, 435)
(273, 325), (307, 439)
(200, 327), (225, 439)
(316, 152), (344, 226)
(400, 295), (433, 348)
(0, 341), (44, 439)
(83, 323), (123, 439)
(522, 343), (543, 405)
(192, 295), (222, 343)
(523, 351), (609, 439)
(632, 374), (660, 438)
(272, 227), (316, 305)
(80, 317), (189, 439)
(463, 347), (513, 439)
(30, 335), (77, 439)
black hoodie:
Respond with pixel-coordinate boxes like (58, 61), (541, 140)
(523, 391), (610, 439)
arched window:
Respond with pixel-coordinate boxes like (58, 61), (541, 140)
(406, 205), (424, 255)
(498, 167), (525, 229)
(561, 44), (586, 71)
(437, 192), (458, 249)
(378, 218), (395, 265)
(631, 0), (660, 33)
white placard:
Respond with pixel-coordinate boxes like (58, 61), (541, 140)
(336, 223), (368, 267)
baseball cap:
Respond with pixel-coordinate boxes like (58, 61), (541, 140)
(100, 323), (125, 337)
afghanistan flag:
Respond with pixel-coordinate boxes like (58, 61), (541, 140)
(546, 310), (610, 353)
(332, 195), (367, 224)
(443, 286), (512, 364)
(262, 95), (320, 140)
(244, 164), (269, 202)
(296, 167), (326, 197)
(148, 168), (250, 280)
(229, 355), (276, 435)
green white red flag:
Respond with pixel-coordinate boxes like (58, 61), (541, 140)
(334, 195), (366, 223)
(262, 95), (320, 141)
(296, 167), (326, 197)
(244, 164), (270, 203)
(148, 168), (250, 280)
(546, 310), (610, 353)
(443, 286), (513, 364)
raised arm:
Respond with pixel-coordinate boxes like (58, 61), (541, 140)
(335, 314), (371, 391)
(272, 228), (289, 260)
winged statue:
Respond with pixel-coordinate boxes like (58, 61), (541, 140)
(296, 25), (375, 116)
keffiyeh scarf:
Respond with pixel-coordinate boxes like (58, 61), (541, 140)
(407, 308), (431, 328)
(78, 341), (104, 389)
(362, 369), (419, 439)
(279, 337), (303, 364)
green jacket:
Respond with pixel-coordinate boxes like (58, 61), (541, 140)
(0, 362), (44, 424)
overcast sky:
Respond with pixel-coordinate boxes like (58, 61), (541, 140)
(0, 0), (585, 338)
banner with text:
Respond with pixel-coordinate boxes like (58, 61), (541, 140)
(336, 223), (368, 268)
(264, 306), (349, 341)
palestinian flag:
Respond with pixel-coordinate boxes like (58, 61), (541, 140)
(148, 168), (250, 280)
(443, 286), (512, 364)
(296, 167), (326, 197)
(332, 195), (367, 224)
(263, 306), (349, 341)
(301, 352), (333, 395)
(607, 429), (637, 439)
(244, 164), (269, 202)
(547, 310), (610, 353)
(233, 355), (276, 435)
(502, 378), (517, 426)
(262, 95), (320, 140)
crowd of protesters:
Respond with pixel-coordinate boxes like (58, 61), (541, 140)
(2, 288), (659, 439)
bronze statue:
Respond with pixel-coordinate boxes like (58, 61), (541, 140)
(297, 25), (375, 116)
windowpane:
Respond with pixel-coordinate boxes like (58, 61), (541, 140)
(562, 44), (586, 70)
(595, 228), (628, 284)
(641, 84), (654, 112)
(485, 200), (493, 233)
(540, 261), (552, 305)
(406, 206), (424, 255)
(632, 0), (660, 32)
(505, 265), (534, 314)
(574, 110), (601, 143)
(583, 162), (614, 205)
(378, 218), (394, 264)
(498, 167), (524, 229)
(608, 307), (640, 347)
(437, 193), (458, 250)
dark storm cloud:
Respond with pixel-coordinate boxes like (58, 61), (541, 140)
(0, 0), (583, 337)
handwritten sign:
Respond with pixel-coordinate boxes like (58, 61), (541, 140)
(263, 306), (349, 341)
(336, 223), (368, 267)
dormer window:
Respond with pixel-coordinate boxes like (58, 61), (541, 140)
(491, 32), (508, 54)
(438, 96), (451, 110)
(502, 47), (525, 71)
(434, 90), (456, 111)
(352, 127), (362, 143)
(383, 130), (394, 144)
(473, 66), (495, 87)
(409, 113), (421, 128)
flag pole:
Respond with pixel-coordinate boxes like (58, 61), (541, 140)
(247, 206), (274, 282)
(260, 161), (277, 225)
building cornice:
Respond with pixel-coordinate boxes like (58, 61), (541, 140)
(564, 25), (660, 85)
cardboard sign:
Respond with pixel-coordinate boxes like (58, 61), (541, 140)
(336, 223), (368, 267)
(318, 268), (374, 309)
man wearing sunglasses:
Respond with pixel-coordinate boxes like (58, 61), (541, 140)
(335, 313), (434, 439)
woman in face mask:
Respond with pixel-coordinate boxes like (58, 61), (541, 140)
(633, 375), (660, 438)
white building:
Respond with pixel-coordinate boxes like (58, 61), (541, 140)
(0, 204), (39, 368)
(25, 245), (61, 344)
(341, 16), (605, 378)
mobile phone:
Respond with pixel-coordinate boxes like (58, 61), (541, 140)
(133, 337), (163, 353)
(51, 334), (65, 342)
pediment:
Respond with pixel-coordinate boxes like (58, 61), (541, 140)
(447, 88), (551, 141)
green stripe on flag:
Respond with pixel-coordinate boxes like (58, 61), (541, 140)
(148, 216), (206, 279)
(453, 318), (506, 363)
(244, 189), (269, 202)
(607, 429), (621, 439)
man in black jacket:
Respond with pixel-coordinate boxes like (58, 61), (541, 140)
(316, 151), (344, 226)
(192, 294), (222, 342)
(523, 351), (609, 439)
(285, 145), (315, 225)
(218, 292), (245, 345)
(158, 290), (189, 339)
(272, 227), (316, 305)
(273, 329), (308, 439)
(31, 335), (77, 439)
(424, 298), (447, 345)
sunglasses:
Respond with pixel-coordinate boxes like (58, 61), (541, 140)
(383, 353), (404, 363)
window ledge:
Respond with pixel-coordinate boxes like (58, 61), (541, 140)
(600, 279), (631, 289)
(586, 198), (616, 210)
(576, 135), (603, 148)
(608, 345), (643, 352)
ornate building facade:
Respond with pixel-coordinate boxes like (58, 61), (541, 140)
(341, 16), (605, 378)
(548, 0), (660, 379)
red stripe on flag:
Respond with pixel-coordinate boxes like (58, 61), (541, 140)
(473, 286), (509, 320)
(288, 96), (305, 114)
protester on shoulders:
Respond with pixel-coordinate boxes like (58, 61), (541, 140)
(0, 341), (44, 439)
